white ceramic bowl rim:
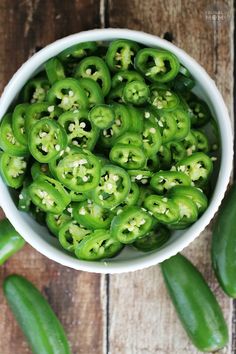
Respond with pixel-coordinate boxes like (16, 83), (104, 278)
(0, 28), (233, 273)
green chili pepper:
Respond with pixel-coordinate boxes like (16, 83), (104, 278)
(123, 80), (150, 106)
(134, 224), (170, 252)
(46, 211), (72, 237)
(0, 152), (27, 189)
(109, 143), (146, 170)
(89, 104), (115, 129)
(25, 102), (62, 133)
(150, 170), (191, 194)
(106, 39), (140, 72)
(77, 78), (104, 108)
(59, 220), (92, 252)
(45, 57), (65, 84)
(59, 41), (97, 63)
(0, 219), (25, 265)
(12, 103), (29, 146)
(149, 85), (180, 111)
(142, 119), (162, 156)
(111, 69), (144, 88)
(21, 77), (50, 103)
(144, 194), (180, 224)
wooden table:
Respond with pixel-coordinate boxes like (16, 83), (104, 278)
(0, 1), (234, 353)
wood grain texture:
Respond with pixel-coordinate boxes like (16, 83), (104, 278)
(0, 1), (106, 354)
(107, 0), (234, 353)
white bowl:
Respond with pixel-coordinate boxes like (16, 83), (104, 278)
(0, 29), (233, 273)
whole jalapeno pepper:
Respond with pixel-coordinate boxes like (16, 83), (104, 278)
(47, 78), (89, 111)
(28, 118), (68, 163)
(165, 141), (187, 163)
(91, 164), (131, 209)
(77, 78), (104, 108)
(123, 80), (150, 106)
(192, 129), (210, 153)
(149, 84), (180, 111)
(25, 102), (62, 133)
(89, 104), (115, 129)
(75, 56), (111, 96)
(161, 254), (228, 352)
(58, 110), (99, 150)
(133, 224), (170, 252)
(128, 169), (153, 185)
(75, 229), (123, 261)
(31, 161), (51, 180)
(45, 57), (65, 84)
(106, 39), (140, 72)
(114, 131), (143, 147)
(73, 199), (114, 230)
(21, 77), (50, 103)
(0, 152), (27, 189)
(29, 175), (71, 214)
(111, 69), (144, 88)
(109, 143), (146, 170)
(111, 206), (153, 244)
(135, 48), (180, 82)
(175, 152), (213, 188)
(150, 170), (191, 194)
(50, 146), (101, 193)
(0, 219), (25, 265)
(144, 194), (180, 224)
(0, 113), (29, 156)
(168, 194), (198, 229)
(59, 220), (92, 252)
(168, 185), (208, 215)
(46, 211), (72, 237)
(58, 41), (97, 62)
(182, 130), (198, 156)
(100, 103), (131, 147)
(126, 105), (144, 133)
(142, 119), (162, 157)
(12, 103), (29, 146)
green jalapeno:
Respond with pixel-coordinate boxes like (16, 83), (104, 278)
(58, 110), (99, 150)
(128, 169), (153, 185)
(123, 80), (150, 106)
(106, 83), (125, 104)
(153, 110), (178, 144)
(47, 78), (89, 111)
(75, 229), (123, 260)
(89, 104), (115, 129)
(111, 70), (144, 88)
(149, 85), (180, 112)
(169, 194), (198, 229)
(75, 56), (111, 96)
(165, 141), (187, 163)
(0, 152), (27, 189)
(12, 103), (29, 146)
(28, 118), (67, 163)
(25, 102), (62, 133)
(137, 187), (153, 206)
(73, 199), (114, 230)
(150, 170), (191, 194)
(171, 66), (195, 92)
(46, 211), (72, 237)
(109, 143), (146, 170)
(68, 190), (87, 202)
(50, 146), (101, 192)
(0, 219), (25, 265)
(45, 57), (65, 84)
(21, 77), (50, 103)
(175, 152), (213, 187)
(59, 41), (97, 62)
(142, 119), (162, 156)
(106, 39), (140, 72)
(169, 108), (190, 141)
(144, 195), (180, 224)
(77, 78), (104, 108)
(168, 185), (208, 215)
(59, 220), (92, 252)
(18, 179), (32, 212)
(29, 175), (71, 214)
(111, 206), (153, 244)
(134, 224), (170, 252)
(126, 105), (144, 133)
(119, 182), (140, 208)
(100, 103), (131, 147)
(182, 130), (198, 156)
(158, 145), (172, 170)
(135, 48), (180, 82)
(0, 113), (29, 156)
(145, 153), (160, 172)
(31, 161), (51, 180)
(192, 129), (210, 153)
(187, 94), (211, 127)
(91, 164), (131, 209)
(114, 131), (143, 147)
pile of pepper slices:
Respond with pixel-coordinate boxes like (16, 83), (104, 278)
(0, 39), (218, 260)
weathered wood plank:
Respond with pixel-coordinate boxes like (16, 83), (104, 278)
(0, 1), (106, 354)
(107, 1), (234, 353)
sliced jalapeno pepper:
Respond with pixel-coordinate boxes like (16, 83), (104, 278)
(170, 108), (190, 141)
(0, 152), (27, 189)
(75, 56), (111, 96)
(45, 57), (65, 84)
(137, 187), (153, 207)
(12, 103), (29, 146)
(58, 41), (97, 62)
(0, 113), (29, 156)
(89, 104), (115, 129)
(111, 70), (144, 88)
(182, 130), (198, 156)
(175, 152), (213, 187)
(171, 66), (195, 92)
(192, 129), (210, 153)
(25, 102), (62, 133)
(150, 170), (191, 194)
(106, 83), (124, 104)
(145, 153), (160, 172)
(29, 175), (71, 214)
(135, 48), (180, 82)
(142, 119), (162, 156)
(106, 39), (140, 72)
(29, 118), (67, 163)
(188, 94), (211, 127)
(31, 161), (51, 180)
(59, 220), (92, 252)
(21, 77), (50, 103)
(119, 182), (140, 207)
(114, 131), (142, 147)
(58, 110), (99, 150)
(158, 145), (172, 170)
(46, 211), (72, 237)
(77, 78), (104, 108)
(144, 195), (180, 224)
(123, 80), (150, 106)
(50, 146), (101, 192)
(149, 85), (180, 111)
(134, 225), (170, 252)
(68, 190), (87, 202)
(75, 229), (123, 260)
(128, 169), (153, 185)
(91, 164), (131, 209)
(111, 206), (153, 244)
(127, 105), (144, 133)
(168, 194), (198, 229)
(18, 179), (32, 212)
(153, 110), (177, 144)
(109, 143), (146, 170)
(165, 141), (187, 163)
(47, 78), (89, 111)
(73, 199), (114, 229)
